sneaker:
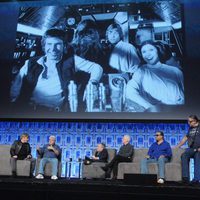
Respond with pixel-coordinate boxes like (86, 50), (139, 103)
(157, 178), (164, 184)
(51, 175), (58, 180)
(36, 174), (44, 179)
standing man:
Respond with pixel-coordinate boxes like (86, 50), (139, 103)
(36, 135), (61, 180)
(140, 131), (172, 184)
(101, 135), (134, 180)
(10, 28), (103, 113)
(176, 115), (200, 185)
(10, 133), (36, 177)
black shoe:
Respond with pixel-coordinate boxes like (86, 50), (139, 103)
(181, 177), (189, 185)
(30, 174), (34, 178)
(11, 172), (17, 178)
(105, 172), (111, 179)
(190, 180), (200, 186)
(101, 166), (108, 171)
(105, 168), (112, 178)
(111, 176), (117, 180)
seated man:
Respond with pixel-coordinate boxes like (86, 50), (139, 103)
(101, 135), (134, 180)
(84, 143), (108, 165)
(10, 133), (36, 177)
(140, 131), (172, 184)
(36, 135), (61, 180)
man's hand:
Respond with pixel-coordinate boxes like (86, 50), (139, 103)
(92, 156), (98, 160)
(36, 146), (40, 151)
(26, 155), (32, 159)
(174, 144), (181, 149)
(13, 155), (18, 158)
(159, 155), (165, 158)
(83, 81), (98, 102)
(47, 145), (54, 150)
(145, 155), (150, 159)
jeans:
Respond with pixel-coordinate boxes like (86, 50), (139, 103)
(181, 148), (200, 181)
(140, 157), (169, 179)
(38, 158), (58, 176)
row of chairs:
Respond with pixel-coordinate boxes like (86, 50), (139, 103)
(0, 145), (185, 181)
(82, 148), (185, 181)
(0, 145), (62, 177)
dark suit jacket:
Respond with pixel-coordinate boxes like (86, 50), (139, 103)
(94, 148), (108, 162)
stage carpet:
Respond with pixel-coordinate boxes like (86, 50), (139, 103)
(0, 176), (200, 200)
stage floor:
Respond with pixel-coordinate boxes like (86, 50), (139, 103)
(0, 176), (200, 200)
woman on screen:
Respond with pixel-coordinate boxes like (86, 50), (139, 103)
(125, 40), (184, 112)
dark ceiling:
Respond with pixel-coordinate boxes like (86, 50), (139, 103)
(17, 1), (182, 32)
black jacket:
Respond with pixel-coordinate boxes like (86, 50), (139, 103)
(94, 148), (108, 162)
(10, 140), (32, 157)
(118, 143), (134, 159)
(16, 55), (75, 111)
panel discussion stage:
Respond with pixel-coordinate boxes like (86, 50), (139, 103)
(0, 176), (200, 200)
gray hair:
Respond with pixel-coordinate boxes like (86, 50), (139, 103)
(49, 135), (56, 141)
(123, 135), (131, 142)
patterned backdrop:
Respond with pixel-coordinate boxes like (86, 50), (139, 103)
(0, 121), (194, 179)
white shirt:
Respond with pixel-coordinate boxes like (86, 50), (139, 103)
(31, 57), (64, 108)
(109, 40), (140, 73)
(126, 62), (184, 109)
(10, 55), (103, 107)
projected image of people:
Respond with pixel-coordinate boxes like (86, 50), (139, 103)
(125, 40), (184, 112)
(104, 22), (140, 74)
(10, 28), (103, 113)
(7, 1), (184, 117)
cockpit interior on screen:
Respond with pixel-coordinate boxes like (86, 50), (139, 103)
(8, 1), (184, 117)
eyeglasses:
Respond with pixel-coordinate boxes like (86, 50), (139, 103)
(188, 120), (195, 123)
(155, 135), (161, 137)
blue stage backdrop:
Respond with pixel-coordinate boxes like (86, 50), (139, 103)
(0, 121), (194, 179)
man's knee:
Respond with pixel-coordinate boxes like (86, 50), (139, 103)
(158, 157), (166, 166)
(51, 159), (58, 166)
(158, 157), (165, 162)
(140, 158), (148, 165)
(181, 152), (188, 160)
(194, 152), (200, 160)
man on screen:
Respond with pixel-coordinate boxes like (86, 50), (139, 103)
(104, 22), (140, 74)
(10, 28), (103, 113)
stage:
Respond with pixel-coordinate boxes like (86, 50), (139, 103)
(0, 176), (200, 200)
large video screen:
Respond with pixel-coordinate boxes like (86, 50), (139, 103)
(0, 0), (194, 120)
